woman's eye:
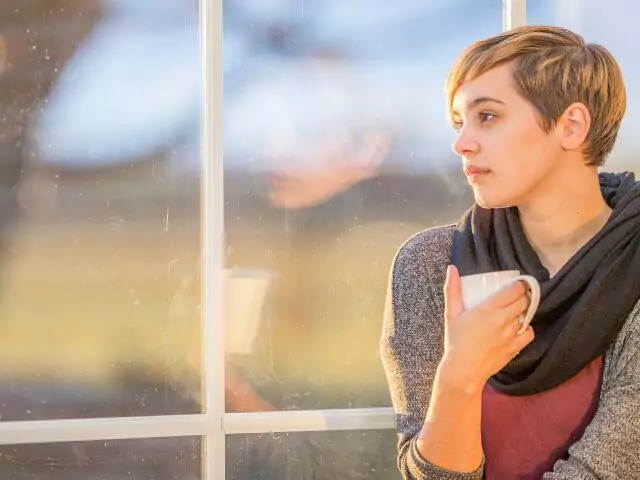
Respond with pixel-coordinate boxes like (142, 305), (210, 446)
(480, 112), (496, 123)
(451, 120), (463, 131)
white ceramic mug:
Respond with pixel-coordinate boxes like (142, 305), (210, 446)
(460, 270), (541, 333)
(224, 269), (274, 354)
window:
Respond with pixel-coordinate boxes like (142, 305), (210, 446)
(0, 1), (576, 478)
(222, 0), (501, 478)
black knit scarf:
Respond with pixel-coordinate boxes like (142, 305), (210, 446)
(451, 171), (640, 396)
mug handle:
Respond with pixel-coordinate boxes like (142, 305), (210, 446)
(511, 274), (540, 334)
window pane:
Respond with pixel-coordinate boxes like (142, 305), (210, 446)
(223, 1), (498, 411)
(227, 430), (398, 480)
(0, 436), (200, 480)
(528, 0), (640, 176)
(0, 1), (202, 419)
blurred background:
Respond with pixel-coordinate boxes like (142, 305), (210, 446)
(0, 0), (638, 478)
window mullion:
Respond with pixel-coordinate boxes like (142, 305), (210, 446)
(503, 0), (527, 30)
(202, 0), (226, 479)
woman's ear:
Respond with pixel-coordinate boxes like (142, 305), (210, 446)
(558, 102), (591, 153)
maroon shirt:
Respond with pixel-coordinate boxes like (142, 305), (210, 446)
(481, 356), (604, 479)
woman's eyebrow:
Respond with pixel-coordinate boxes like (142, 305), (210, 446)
(452, 97), (506, 116)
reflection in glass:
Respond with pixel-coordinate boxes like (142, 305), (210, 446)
(223, 1), (501, 411)
(227, 430), (399, 480)
(0, 0), (202, 419)
(0, 437), (200, 480)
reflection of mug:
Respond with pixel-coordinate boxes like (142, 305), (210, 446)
(460, 270), (541, 334)
(224, 269), (274, 354)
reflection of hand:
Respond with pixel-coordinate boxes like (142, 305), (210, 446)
(438, 265), (535, 394)
(225, 363), (275, 412)
(267, 130), (392, 209)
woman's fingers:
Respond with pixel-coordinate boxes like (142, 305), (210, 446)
(484, 280), (529, 310)
(499, 295), (531, 326)
(507, 326), (535, 358)
(444, 265), (464, 322)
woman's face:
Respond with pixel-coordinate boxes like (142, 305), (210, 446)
(450, 64), (564, 209)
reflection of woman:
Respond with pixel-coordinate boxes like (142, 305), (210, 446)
(224, 51), (473, 477)
(225, 51), (470, 410)
(381, 26), (640, 479)
(225, 158), (471, 480)
(226, 178), (467, 480)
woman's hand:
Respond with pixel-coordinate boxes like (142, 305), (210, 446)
(438, 265), (535, 394)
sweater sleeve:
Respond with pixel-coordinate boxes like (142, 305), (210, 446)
(543, 300), (640, 480)
(380, 226), (485, 480)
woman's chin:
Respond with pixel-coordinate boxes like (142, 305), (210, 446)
(472, 189), (516, 210)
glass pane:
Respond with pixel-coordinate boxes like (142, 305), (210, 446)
(227, 430), (398, 480)
(528, 0), (640, 177)
(223, 1), (499, 411)
(0, 1), (202, 419)
(0, 436), (201, 480)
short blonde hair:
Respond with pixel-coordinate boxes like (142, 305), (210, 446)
(446, 25), (626, 166)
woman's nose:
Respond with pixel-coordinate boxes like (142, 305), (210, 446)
(452, 127), (479, 156)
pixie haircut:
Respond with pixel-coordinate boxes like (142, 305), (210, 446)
(446, 25), (626, 166)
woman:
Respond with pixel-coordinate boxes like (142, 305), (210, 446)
(380, 25), (640, 479)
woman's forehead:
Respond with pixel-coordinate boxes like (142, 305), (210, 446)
(452, 66), (516, 113)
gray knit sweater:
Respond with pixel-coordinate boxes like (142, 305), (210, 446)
(380, 224), (640, 479)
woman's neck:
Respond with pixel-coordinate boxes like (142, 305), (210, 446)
(518, 168), (611, 277)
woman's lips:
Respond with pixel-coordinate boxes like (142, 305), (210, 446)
(464, 165), (491, 183)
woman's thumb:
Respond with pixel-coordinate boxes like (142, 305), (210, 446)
(444, 265), (464, 322)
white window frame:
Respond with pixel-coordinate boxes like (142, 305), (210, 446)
(504, 0), (526, 30)
(0, 1), (525, 479)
